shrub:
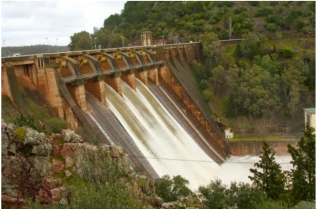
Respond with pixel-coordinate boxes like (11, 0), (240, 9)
(14, 114), (38, 131)
(155, 175), (194, 202)
(255, 8), (273, 17)
(44, 117), (68, 134)
(203, 90), (212, 102)
(280, 48), (295, 58)
(267, 23), (277, 32)
(15, 127), (26, 140)
(199, 79), (209, 89)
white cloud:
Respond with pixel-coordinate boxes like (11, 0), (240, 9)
(1, 1), (126, 46)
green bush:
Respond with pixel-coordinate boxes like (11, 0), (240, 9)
(199, 79), (209, 90)
(255, 7), (273, 17)
(267, 23), (277, 32)
(203, 90), (212, 102)
(248, 1), (259, 6)
(280, 48), (295, 58)
(15, 127), (26, 140)
(155, 175), (194, 202)
(44, 117), (68, 134)
(14, 114), (38, 131)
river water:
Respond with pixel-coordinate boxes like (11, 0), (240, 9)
(104, 80), (292, 191)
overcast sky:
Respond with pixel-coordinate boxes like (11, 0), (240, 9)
(1, 1), (126, 47)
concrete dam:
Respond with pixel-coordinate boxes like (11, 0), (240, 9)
(1, 43), (231, 189)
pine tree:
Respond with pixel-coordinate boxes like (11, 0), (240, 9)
(287, 125), (315, 204)
(249, 141), (286, 200)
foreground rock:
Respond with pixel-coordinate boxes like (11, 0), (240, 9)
(1, 121), (157, 208)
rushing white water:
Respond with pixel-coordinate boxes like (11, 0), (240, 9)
(104, 80), (292, 191)
(217, 155), (292, 186)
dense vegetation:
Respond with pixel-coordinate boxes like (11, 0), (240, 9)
(196, 33), (315, 132)
(68, 1), (315, 49)
(155, 126), (315, 208)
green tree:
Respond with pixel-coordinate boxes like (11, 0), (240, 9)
(240, 32), (261, 59)
(249, 141), (286, 200)
(190, 60), (208, 82)
(199, 79), (209, 90)
(154, 175), (193, 202)
(211, 65), (227, 94)
(202, 90), (213, 102)
(201, 32), (221, 68)
(68, 31), (91, 51)
(287, 125), (315, 204)
(199, 179), (266, 209)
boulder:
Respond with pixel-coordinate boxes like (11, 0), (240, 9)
(51, 159), (65, 174)
(60, 143), (77, 159)
(65, 155), (75, 168)
(65, 170), (72, 177)
(24, 128), (41, 145)
(52, 145), (61, 156)
(62, 129), (83, 143)
(31, 143), (52, 156)
(43, 177), (62, 190)
(162, 202), (176, 209)
(50, 186), (71, 202)
(154, 196), (163, 207)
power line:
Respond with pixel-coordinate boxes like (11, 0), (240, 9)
(128, 155), (293, 164)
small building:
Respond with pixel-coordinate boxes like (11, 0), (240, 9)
(141, 31), (153, 46)
(224, 128), (234, 139)
(304, 108), (315, 129)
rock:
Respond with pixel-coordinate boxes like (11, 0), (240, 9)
(71, 133), (83, 143)
(52, 159), (65, 174)
(2, 194), (28, 204)
(162, 202), (176, 209)
(59, 197), (69, 205)
(62, 129), (73, 142)
(180, 196), (194, 203)
(65, 170), (72, 177)
(50, 186), (71, 202)
(43, 177), (62, 190)
(62, 129), (83, 143)
(65, 156), (75, 168)
(52, 145), (61, 156)
(54, 133), (62, 140)
(60, 143), (77, 159)
(29, 156), (50, 178)
(38, 188), (51, 203)
(2, 156), (30, 186)
(154, 196), (163, 207)
(24, 128), (41, 145)
(31, 143), (52, 156)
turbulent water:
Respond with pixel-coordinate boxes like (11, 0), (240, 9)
(104, 80), (292, 191)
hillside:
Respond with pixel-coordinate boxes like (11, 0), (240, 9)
(103, 1), (315, 135)
(103, 1), (315, 42)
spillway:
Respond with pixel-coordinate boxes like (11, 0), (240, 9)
(105, 79), (221, 190)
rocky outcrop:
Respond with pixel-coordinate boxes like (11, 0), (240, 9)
(1, 121), (157, 208)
